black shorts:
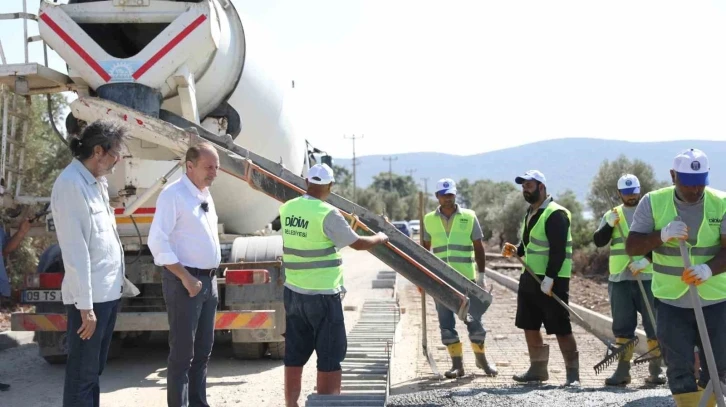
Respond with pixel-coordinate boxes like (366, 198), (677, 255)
(515, 273), (572, 335)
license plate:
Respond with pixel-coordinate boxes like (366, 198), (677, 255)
(23, 290), (62, 303)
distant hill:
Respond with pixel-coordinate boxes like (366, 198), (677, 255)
(335, 138), (726, 209)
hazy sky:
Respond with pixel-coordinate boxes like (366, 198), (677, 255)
(2, 0), (726, 158)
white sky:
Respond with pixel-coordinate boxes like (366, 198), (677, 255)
(2, 0), (726, 158)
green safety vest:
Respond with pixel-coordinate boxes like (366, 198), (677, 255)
(609, 205), (653, 275)
(423, 208), (477, 280)
(650, 186), (726, 300)
(522, 201), (573, 278)
(279, 196), (343, 292)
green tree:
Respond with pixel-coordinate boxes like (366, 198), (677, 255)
(486, 190), (528, 249)
(332, 164), (353, 200)
(556, 189), (595, 250)
(587, 155), (668, 218)
(355, 188), (385, 215)
(371, 172), (417, 196)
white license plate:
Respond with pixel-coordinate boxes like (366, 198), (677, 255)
(23, 290), (62, 302)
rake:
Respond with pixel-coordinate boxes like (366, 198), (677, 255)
(512, 256), (638, 374)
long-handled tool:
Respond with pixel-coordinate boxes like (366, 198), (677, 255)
(513, 256), (638, 374)
(676, 221), (725, 407)
(604, 195), (662, 366)
(418, 191), (441, 379)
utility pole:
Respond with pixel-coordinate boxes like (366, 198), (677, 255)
(420, 177), (429, 212)
(344, 134), (363, 201)
(382, 156), (398, 192)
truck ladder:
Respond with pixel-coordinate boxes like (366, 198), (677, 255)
(69, 97), (493, 321)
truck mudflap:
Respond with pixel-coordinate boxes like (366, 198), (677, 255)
(69, 97), (493, 321)
(11, 310), (275, 332)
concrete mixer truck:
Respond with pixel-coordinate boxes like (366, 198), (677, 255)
(0, 0), (492, 366)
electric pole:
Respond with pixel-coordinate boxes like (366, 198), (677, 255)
(344, 134), (363, 201)
(420, 177), (429, 212)
(382, 156), (398, 192)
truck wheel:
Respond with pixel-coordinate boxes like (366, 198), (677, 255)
(232, 342), (267, 360)
(267, 341), (285, 360)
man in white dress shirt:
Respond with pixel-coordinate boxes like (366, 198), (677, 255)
(51, 120), (127, 407)
(148, 142), (221, 407)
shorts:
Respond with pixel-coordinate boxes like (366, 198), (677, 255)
(515, 274), (572, 335)
(282, 287), (347, 371)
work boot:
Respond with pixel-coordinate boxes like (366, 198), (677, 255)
(285, 366), (304, 407)
(316, 370), (342, 394)
(673, 390), (705, 407)
(0, 382), (8, 392)
(605, 337), (634, 386)
(698, 385), (718, 407)
(513, 344), (549, 383)
(471, 342), (498, 376)
(644, 339), (666, 385)
(563, 350), (580, 386)
(444, 342), (465, 379)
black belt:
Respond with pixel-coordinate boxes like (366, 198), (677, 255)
(186, 267), (217, 278)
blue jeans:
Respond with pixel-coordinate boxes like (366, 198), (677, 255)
(63, 299), (120, 407)
(608, 280), (656, 339)
(435, 300), (486, 345)
(162, 270), (219, 407)
(283, 287), (347, 372)
(656, 299), (726, 394)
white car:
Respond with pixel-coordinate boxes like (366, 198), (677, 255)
(408, 219), (420, 234)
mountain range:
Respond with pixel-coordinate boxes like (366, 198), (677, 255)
(335, 138), (726, 208)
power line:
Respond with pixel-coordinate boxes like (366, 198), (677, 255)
(343, 134), (363, 201)
(382, 156), (398, 192)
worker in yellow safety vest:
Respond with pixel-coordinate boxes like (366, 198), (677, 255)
(280, 164), (389, 407)
(502, 170), (580, 386)
(422, 178), (498, 379)
(593, 174), (666, 386)
(626, 149), (726, 407)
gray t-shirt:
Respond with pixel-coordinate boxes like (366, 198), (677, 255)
(596, 205), (652, 282)
(630, 192), (726, 308)
(284, 195), (359, 295)
(422, 206), (484, 242)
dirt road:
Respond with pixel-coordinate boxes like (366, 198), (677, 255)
(0, 248), (393, 407)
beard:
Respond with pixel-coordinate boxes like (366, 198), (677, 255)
(523, 189), (541, 204)
(623, 197), (639, 207)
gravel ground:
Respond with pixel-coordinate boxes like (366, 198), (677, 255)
(387, 386), (675, 407)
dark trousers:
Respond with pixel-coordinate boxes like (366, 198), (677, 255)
(63, 299), (120, 407)
(656, 299), (726, 394)
(608, 280), (656, 339)
(162, 270), (219, 407)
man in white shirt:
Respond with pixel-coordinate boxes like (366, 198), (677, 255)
(148, 142), (221, 407)
(51, 120), (127, 407)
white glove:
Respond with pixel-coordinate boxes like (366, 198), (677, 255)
(660, 220), (688, 243)
(683, 264), (712, 286)
(628, 258), (651, 276)
(605, 211), (619, 227)
(540, 276), (554, 296)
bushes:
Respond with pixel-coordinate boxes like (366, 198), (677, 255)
(572, 245), (610, 282)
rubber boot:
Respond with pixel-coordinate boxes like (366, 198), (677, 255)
(471, 342), (498, 376)
(513, 344), (549, 383)
(672, 390), (705, 407)
(698, 385), (717, 407)
(644, 339), (666, 385)
(563, 350), (580, 386)
(605, 337), (633, 386)
(285, 366), (304, 407)
(316, 370), (342, 395)
(444, 342), (465, 379)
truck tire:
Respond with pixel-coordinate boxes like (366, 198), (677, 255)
(267, 341), (285, 360)
(232, 342), (267, 360)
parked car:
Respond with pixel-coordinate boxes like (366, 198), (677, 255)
(408, 219), (420, 235)
(392, 221), (412, 237)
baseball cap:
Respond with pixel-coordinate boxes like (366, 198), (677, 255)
(307, 164), (335, 185)
(435, 178), (457, 195)
(515, 170), (546, 186)
(617, 174), (641, 195)
(673, 148), (709, 187)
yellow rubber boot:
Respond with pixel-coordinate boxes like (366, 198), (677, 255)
(645, 339), (666, 385)
(673, 390), (705, 407)
(698, 385), (716, 407)
(444, 342), (464, 379)
(605, 337), (633, 386)
(471, 342), (498, 376)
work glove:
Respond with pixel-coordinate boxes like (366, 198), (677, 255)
(605, 210), (620, 227)
(660, 220), (688, 243)
(502, 242), (517, 258)
(628, 258), (651, 276)
(682, 264), (712, 286)
(476, 272), (488, 291)
(540, 276), (554, 296)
